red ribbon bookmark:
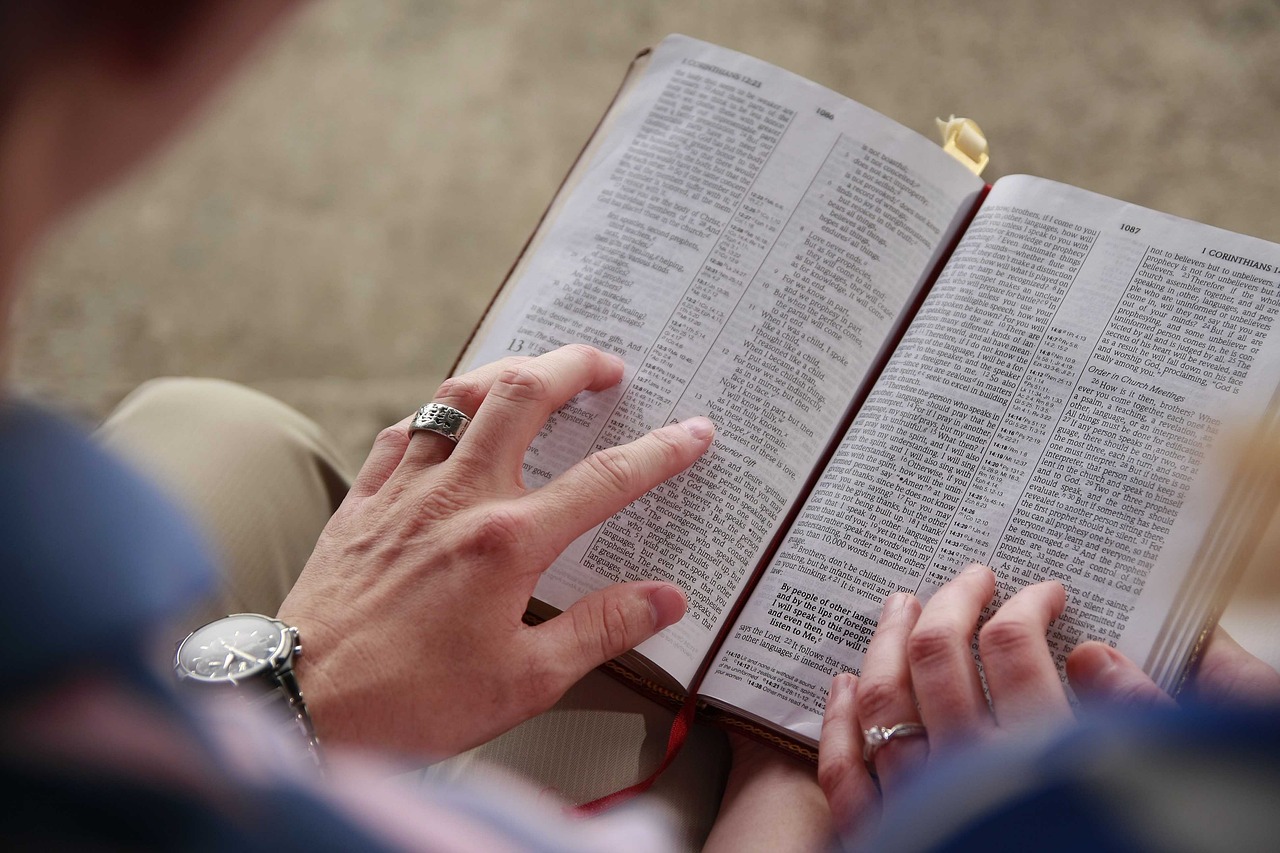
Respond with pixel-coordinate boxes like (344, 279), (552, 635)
(574, 693), (699, 816)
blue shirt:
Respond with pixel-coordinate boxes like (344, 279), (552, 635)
(847, 704), (1280, 851)
(0, 401), (669, 851)
(0, 400), (216, 691)
(0, 402), (396, 847)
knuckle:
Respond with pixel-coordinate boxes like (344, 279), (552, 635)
(374, 423), (407, 448)
(469, 504), (535, 557)
(423, 492), (560, 566)
(816, 760), (847, 801)
(853, 675), (902, 720)
(978, 616), (1038, 659)
(585, 446), (638, 493)
(574, 596), (636, 663)
(907, 624), (965, 669)
(492, 363), (556, 406)
(415, 482), (469, 515)
(596, 597), (636, 656)
(648, 424), (691, 468)
(434, 374), (484, 407)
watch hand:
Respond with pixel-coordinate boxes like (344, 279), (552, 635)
(221, 652), (235, 670)
(223, 644), (263, 665)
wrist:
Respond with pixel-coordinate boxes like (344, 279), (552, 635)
(274, 608), (344, 743)
(174, 613), (323, 768)
(705, 737), (833, 853)
(274, 605), (392, 753)
(726, 734), (814, 782)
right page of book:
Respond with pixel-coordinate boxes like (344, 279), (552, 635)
(703, 174), (1280, 744)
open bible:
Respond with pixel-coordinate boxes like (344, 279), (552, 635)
(457, 35), (1280, 755)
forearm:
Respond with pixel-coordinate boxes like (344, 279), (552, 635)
(703, 739), (833, 853)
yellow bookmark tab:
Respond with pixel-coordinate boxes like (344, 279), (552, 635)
(935, 115), (989, 176)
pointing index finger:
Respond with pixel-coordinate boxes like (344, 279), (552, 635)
(522, 417), (715, 556)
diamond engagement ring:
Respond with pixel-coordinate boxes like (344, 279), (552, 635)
(862, 722), (928, 762)
(409, 403), (472, 444)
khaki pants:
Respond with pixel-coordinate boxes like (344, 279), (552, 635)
(100, 378), (729, 850)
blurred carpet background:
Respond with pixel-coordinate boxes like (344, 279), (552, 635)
(11, 0), (1280, 468)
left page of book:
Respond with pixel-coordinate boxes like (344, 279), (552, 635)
(458, 34), (984, 690)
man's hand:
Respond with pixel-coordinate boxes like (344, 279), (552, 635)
(277, 345), (713, 758)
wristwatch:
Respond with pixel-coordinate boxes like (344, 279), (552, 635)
(174, 613), (322, 767)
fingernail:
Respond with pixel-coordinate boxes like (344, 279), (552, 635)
(1071, 643), (1119, 693)
(681, 416), (715, 441)
(962, 563), (991, 576)
(881, 592), (907, 618)
(605, 353), (626, 371)
(831, 672), (854, 699)
(649, 584), (687, 630)
(1095, 643), (1124, 672)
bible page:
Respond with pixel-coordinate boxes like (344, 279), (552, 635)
(703, 175), (1280, 742)
(460, 35), (983, 689)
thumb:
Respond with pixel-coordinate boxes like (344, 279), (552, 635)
(1186, 628), (1280, 706)
(535, 582), (686, 687)
(1067, 641), (1176, 710)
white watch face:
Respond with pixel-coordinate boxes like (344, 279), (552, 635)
(176, 614), (286, 684)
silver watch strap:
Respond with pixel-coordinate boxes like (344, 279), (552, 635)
(244, 632), (323, 770)
(272, 667), (322, 768)
(175, 615), (323, 770)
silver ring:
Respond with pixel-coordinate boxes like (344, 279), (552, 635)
(862, 722), (927, 762)
(409, 403), (472, 444)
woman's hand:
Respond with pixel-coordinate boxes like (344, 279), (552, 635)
(818, 564), (1280, 832)
(277, 345), (714, 758)
(818, 565), (1072, 829)
(1068, 626), (1280, 710)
